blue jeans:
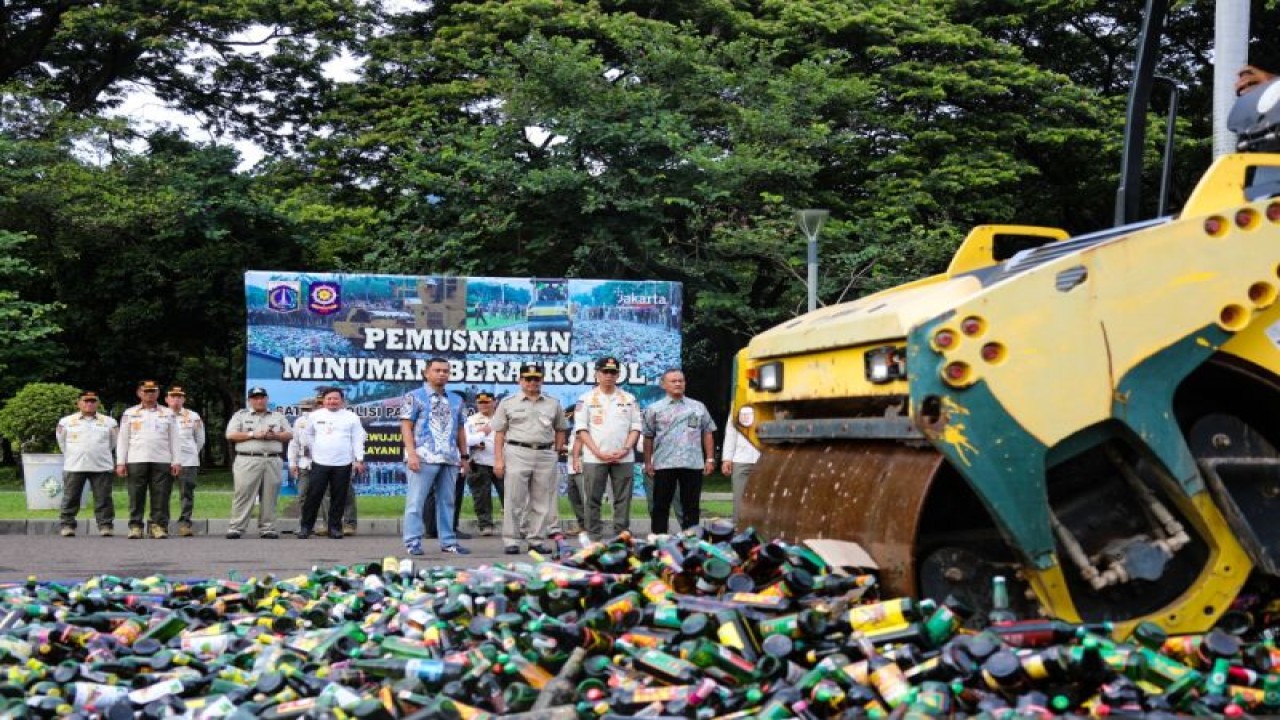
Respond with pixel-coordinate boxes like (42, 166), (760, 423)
(404, 463), (458, 546)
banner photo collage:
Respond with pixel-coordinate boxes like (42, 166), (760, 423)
(245, 272), (682, 496)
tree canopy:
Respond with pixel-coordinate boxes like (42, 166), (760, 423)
(0, 0), (1264, 438)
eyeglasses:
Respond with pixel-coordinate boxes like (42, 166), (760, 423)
(141, 389), (159, 393)
(477, 400), (493, 404)
(599, 369), (620, 375)
(521, 377), (542, 382)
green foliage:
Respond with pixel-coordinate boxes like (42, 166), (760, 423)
(0, 232), (64, 399)
(0, 382), (81, 454)
(0, 0), (1256, 425)
(0, 0), (373, 152)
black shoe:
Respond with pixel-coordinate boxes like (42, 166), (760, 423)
(528, 543), (550, 554)
(453, 530), (473, 540)
(225, 531), (241, 539)
(328, 530), (344, 539)
(261, 531), (279, 539)
(296, 530), (311, 540)
(504, 545), (520, 555)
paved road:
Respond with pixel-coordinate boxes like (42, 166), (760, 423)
(0, 515), (681, 584)
(0, 491), (734, 584)
(0, 529), (568, 584)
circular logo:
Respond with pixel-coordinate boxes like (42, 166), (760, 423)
(41, 476), (62, 499)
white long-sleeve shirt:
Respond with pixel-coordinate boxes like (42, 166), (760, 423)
(287, 413), (313, 470)
(304, 408), (366, 466)
(56, 412), (118, 472)
(464, 411), (497, 466)
(174, 409), (205, 467)
(116, 405), (181, 465)
(722, 415), (761, 465)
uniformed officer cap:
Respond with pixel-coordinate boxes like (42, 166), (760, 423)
(596, 356), (621, 372)
(299, 396), (317, 409)
(518, 363), (544, 379)
(247, 386), (269, 397)
(476, 391), (495, 402)
(138, 379), (160, 391)
(79, 391), (99, 401)
(1250, 39), (1280, 74)
(167, 386), (185, 397)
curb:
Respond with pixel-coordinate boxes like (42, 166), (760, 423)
(12, 492), (734, 537)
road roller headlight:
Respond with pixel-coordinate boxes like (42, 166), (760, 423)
(865, 345), (907, 384)
(750, 362), (783, 392)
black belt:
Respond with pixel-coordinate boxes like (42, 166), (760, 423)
(238, 452), (281, 458)
(506, 440), (553, 451)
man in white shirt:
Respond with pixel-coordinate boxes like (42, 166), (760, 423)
(116, 379), (182, 539)
(301, 387), (366, 539)
(287, 395), (318, 527)
(463, 391), (502, 536)
(572, 356), (642, 539)
(55, 391), (119, 537)
(720, 413), (761, 526)
(166, 386), (206, 537)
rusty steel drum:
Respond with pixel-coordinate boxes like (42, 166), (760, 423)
(739, 442), (944, 597)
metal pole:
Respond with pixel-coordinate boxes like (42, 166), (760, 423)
(1155, 77), (1179, 218)
(794, 209), (829, 313)
(1114, 0), (1168, 227)
(1215, 0), (1250, 158)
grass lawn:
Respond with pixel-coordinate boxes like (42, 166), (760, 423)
(0, 465), (733, 520)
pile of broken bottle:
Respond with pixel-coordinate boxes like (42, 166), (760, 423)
(1, 521), (1278, 719)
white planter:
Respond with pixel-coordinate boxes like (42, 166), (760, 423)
(22, 453), (87, 511)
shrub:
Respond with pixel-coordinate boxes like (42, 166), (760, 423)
(0, 382), (82, 454)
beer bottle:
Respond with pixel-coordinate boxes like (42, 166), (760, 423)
(990, 618), (1108, 648)
(987, 575), (1017, 625)
(502, 681), (538, 713)
(847, 597), (919, 634)
(853, 633), (912, 709)
(696, 558), (733, 595)
(980, 648), (1029, 699)
(714, 609), (761, 662)
(757, 609), (827, 640)
(350, 658), (464, 685)
(684, 637), (757, 685)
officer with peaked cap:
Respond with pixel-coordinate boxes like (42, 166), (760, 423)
(55, 391), (119, 537)
(492, 362), (568, 554)
(116, 380), (182, 539)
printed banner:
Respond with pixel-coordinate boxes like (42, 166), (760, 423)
(246, 272), (682, 497)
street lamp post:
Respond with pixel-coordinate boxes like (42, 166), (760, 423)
(794, 209), (830, 313)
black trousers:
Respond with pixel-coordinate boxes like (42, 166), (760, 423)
(302, 463), (351, 533)
(127, 462), (174, 529)
(651, 468), (702, 534)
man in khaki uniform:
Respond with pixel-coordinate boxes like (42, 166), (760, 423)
(493, 363), (567, 555)
(166, 386), (206, 537)
(116, 379), (182, 539)
(225, 386), (293, 539)
(56, 391), (118, 536)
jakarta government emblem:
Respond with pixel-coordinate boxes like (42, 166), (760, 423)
(267, 281), (301, 312)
